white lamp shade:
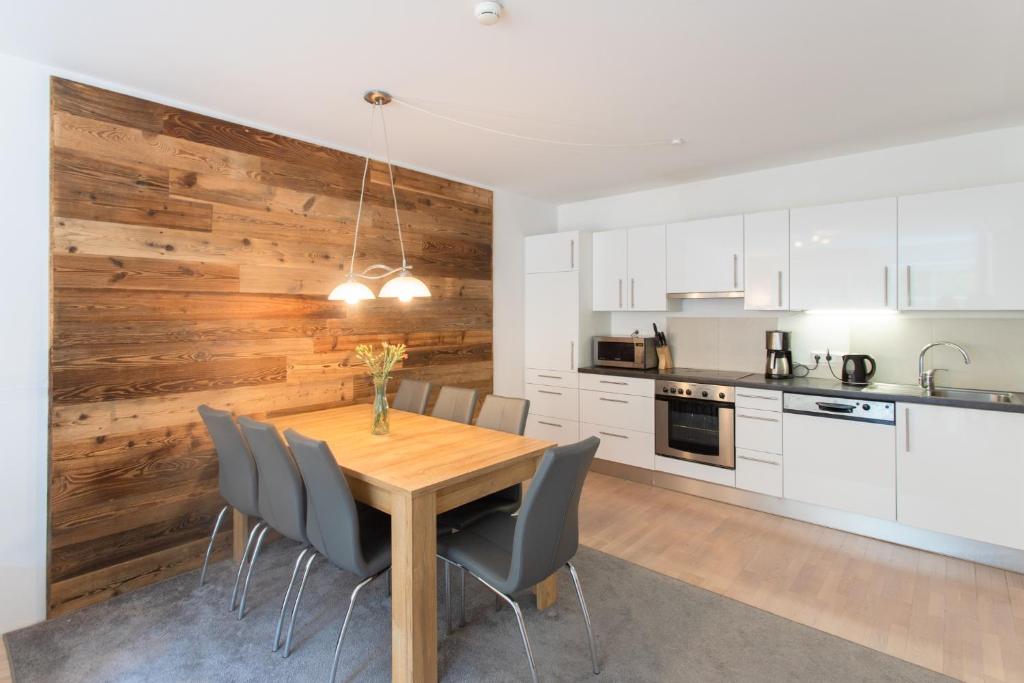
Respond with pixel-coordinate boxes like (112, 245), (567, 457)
(328, 278), (376, 304)
(378, 272), (432, 302)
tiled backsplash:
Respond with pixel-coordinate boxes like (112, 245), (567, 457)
(666, 314), (1024, 391)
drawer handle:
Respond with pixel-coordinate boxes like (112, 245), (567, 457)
(599, 397), (629, 403)
(538, 420), (563, 428)
(738, 454), (779, 466)
(537, 390), (563, 396)
(736, 393), (778, 401)
(537, 374), (562, 380)
(737, 414), (779, 423)
(598, 431), (629, 439)
(599, 380), (628, 385)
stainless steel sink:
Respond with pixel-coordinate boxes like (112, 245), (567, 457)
(927, 387), (1020, 404)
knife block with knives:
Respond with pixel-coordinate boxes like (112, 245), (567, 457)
(653, 323), (672, 370)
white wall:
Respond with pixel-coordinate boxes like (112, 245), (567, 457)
(492, 191), (558, 397)
(0, 54), (50, 632)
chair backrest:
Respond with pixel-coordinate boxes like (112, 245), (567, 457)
(431, 386), (479, 424)
(285, 430), (372, 577)
(198, 405), (259, 518)
(475, 395), (530, 435)
(393, 379), (432, 414)
(237, 417), (307, 544)
(506, 436), (599, 592)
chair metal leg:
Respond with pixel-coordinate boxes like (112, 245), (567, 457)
(386, 567), (391, 597)
(444, 560), (452, 635)
(272, 547), (310, 651)
(199, 505), (229, 587)
(459, 566), (466, 627)
(230, 521), (266, 610)
(237, 524), (269, 619)
(567, 561), (600, 675)
(283, 551), (320, 657)
(330, 572), (382, 683)
(469, 572), (539, 683)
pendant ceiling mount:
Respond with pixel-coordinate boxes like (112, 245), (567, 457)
(328, 89), (431, 305)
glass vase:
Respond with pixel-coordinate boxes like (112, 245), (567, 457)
(372, 377), (390, 435)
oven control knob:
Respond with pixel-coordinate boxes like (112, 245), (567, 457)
(662, 387), (669, 393)
(685, 389), (692, 396)
(669, 388), (677, 394)
(719, 392), (726, 399)
(701, 390), (709, 398)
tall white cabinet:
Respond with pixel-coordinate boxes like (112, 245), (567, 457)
(789, 198), (897, 311)
(898, 181), (1024, 311)
(523, 231), (606, 445)
(591, 225), (666, 311)
(666, 216), (744, 295)
(743, 210), (789, 311)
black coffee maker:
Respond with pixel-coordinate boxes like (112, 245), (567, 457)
(765, 330), (793, 379)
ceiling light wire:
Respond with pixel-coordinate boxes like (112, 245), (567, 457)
(347, 104), (377, 276)
(391, 96), (683, 149)
(377, 101), (409, 269)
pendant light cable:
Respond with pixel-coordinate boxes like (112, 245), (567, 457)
(392, 96), (683, 148)
(348, 105), (377, 277)
(377, 102), (409, 269)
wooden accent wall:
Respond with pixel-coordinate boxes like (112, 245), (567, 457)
(48, 78), (493, 615)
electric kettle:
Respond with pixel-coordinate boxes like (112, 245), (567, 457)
(841, 354), (876, 385)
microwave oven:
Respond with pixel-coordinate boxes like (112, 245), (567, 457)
(592, 336), (658, 369)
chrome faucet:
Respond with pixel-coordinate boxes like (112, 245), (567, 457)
(918, 341), (971, 393)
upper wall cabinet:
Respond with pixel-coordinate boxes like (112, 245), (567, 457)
(898, 182), (1024, 311)
(525, 231), (579, 273)
(592, 225), (666, 311)
(666, 216), (743, 295)
(743, 210), (789, 311)
(789, 198), (897, 311)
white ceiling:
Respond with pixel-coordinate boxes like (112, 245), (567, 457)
(3, 1), (1023, 202)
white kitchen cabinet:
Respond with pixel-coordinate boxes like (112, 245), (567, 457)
(736, 449), (783, 497)
(524, 271), (579, 372)
(666, 216), (743, 295)
(626, 224), (667, 310)
(525, 414), (580, 447)
(524, 231), (579, 273)
(735, 408), (782, 454)
(744, 210), (789, 310)
(582, 423), (655, 470)
(580, 390), (654, 434)
(591, 229), (628, 310)
(898, 182), (1024, 311)
(789, 198), (897, 311)
(591, 225), (666, 311)
(524, 385), (579, 421)
(897, 403), (1024, 550)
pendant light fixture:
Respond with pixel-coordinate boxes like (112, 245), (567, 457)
(328, 90), (431, 304)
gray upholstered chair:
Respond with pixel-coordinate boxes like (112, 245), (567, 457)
(197, 406), (263, 601)
(285, 429), (391, 678)
(438, 395), (530, 532)
(438, 437), (601, 683)
(236, 417), (311, 625)
(392, 378), (432, 414)
(431, 386), (478, 424)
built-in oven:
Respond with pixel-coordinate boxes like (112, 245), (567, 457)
(655, 380), (735, 469)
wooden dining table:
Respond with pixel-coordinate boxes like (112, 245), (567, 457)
(232, 403), (557, 683)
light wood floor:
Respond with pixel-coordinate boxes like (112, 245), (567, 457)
(579, 472), (1024, 683)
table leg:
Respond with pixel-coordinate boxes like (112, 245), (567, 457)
(232, 509), (250, 565)
(534, 574), (558, 610)
(392, 491), (438, 683)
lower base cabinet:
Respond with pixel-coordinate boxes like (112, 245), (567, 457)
(582, 423), (654, 470)
(897, 403), (1024, 550)
(735, 448), (783, 497)
(525, 414), (579, 446)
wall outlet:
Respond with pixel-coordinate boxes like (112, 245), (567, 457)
(810, 349), (847, 363)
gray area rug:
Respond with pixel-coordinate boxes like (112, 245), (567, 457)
(5, 540), (951, 682)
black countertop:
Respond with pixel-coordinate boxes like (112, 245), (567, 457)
(578, 366), (1024, 414)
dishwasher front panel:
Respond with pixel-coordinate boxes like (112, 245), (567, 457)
(782, 411), (896, 520)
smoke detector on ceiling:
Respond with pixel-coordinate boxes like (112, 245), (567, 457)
(474, 1), (502, 25)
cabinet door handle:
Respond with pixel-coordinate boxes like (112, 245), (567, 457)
(538, 420), (563, 428)
(618, 278), (623, 309)
(570, 239), (575, 269)
(631, 278), (636, 308)
(537, 374), (562, 380)
(737, 454), (780, 466)
(599, 380), (628, 385)
(599, 397), (629, 404)
(906, 265), (912, 308)
(883, 266), (889, 307)
(737, 413), (779, 423)
(570, 341), (575, 370)
(777, 271), (783, 307)
(537, 390), (563, 396)
(733, 254), (739, 289)
(598, 430), (629, 439)
(736, 393), (778, 401)
(904, 407), (910, 452)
